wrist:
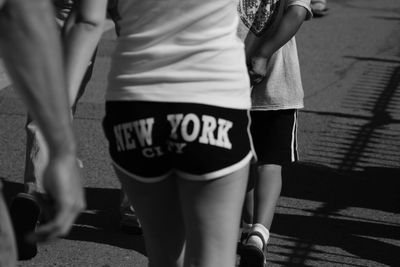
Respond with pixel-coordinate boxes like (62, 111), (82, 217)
(256, 49), (272, 59)
(47, 130), (77, 158)
(257, 43), (274, 59)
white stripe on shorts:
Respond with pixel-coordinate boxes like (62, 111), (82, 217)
(290, 111), (299, 162)
(112, 160), (172, 183)
(175, 151), (253, 181)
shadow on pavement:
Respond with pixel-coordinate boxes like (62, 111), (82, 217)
(282, 163), (400, 213)
(267, 162), (400, 266)
(65, 186), (147, 256)
(1, 180), (147, 257)
(372, 16), (400, 22)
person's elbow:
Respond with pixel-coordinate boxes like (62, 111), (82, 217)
(76, 14), (106, 33)
(286, 6), (308, 24)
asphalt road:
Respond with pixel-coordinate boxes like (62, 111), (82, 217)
(1, 0), (399, 266)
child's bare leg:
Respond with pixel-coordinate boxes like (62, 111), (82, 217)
(238, 164), (281, 267)
(178, 164), (249, 267)
(115, 169), (185, 267)
(241, 163), (281, 248)
(242, 165), (256, 225)
(253, 164), (282, 229)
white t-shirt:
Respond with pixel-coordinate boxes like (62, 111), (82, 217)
(237, 0), (312, 110)
(106, 0), (251, 110)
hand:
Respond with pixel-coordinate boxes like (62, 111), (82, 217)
(247, 55), (269, 86)
(28, 154), (85, 243)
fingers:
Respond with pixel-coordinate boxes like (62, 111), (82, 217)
(29, 154), (86, 243)
(249, 70), (265, 86)
(247, 56), (268, 86)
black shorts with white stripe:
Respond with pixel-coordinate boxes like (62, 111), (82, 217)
(250, 109), (298, 165)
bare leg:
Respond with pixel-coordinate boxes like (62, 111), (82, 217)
(116, 164), (249, 267)
(253, 164), (282, 229)
(238, 164), (282, 267)
(115, 168), (185, 267)
(179, 164), (249, 267)
(242, 165), (256, 225)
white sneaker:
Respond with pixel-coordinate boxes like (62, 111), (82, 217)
(311, 0), (328, 17)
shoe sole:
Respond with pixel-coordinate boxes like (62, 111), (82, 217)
(9, 193), (40, 260)
(313, 8), (328, 17)
(239, 244), (266, 267)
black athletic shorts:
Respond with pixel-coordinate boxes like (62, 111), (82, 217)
(250, 109), (298, 165)
(103, 101), (254, 183)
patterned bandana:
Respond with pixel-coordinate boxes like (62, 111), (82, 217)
(238, 0), (283, 36)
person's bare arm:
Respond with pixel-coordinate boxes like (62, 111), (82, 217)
(257, 5), (308, 59)
(62, 0), (107, 106)
(248, 5), (309, 83)
(0, 0), (84, 241)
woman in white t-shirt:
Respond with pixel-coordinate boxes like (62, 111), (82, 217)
(65, 1), (253, 266)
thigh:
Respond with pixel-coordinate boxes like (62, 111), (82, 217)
(115, 168), (185, 267)
(178, 164), (249, 267)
